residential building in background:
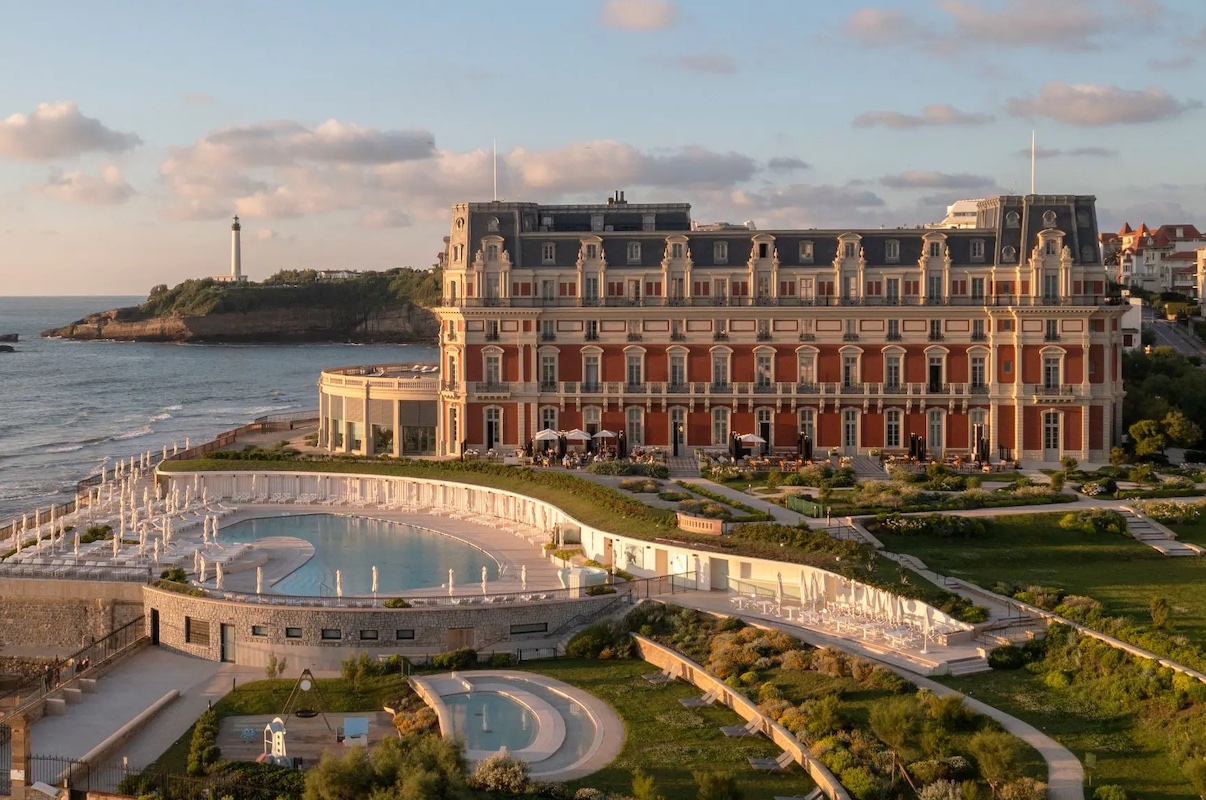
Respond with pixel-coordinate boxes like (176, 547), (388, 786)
(1105, 223), (1205, 294)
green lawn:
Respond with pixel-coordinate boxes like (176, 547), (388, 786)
(519, 659), (812, 797)
(873, 512), (1206, 648)
(938, 669), (1196, 800)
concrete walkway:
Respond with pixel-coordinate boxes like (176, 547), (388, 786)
(30, 648), (247, 763)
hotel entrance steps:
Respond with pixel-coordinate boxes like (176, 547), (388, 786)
(849, 455), (887, 481)
(1120, 508), (1203, 557)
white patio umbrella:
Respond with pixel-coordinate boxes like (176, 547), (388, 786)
(521, 564), (527, 591)
(73, 531), (80, 557)
(256, 566), (263, 596)
(215, 562), (224, 590)
(153, 538), (160, 565)
(775, 572), (784, 613)
(448, 568), (455, 596)
(739, 432), (766, 444)
(533, 428), (560, 441)
(335, 570), (343, 599)
(564, 429), (592, 442)
(482, 565), (488, 595)
(593, 429), (617, 439)
(193, 548), (201, 575)
(372, 565), (379, 596)
(799, 571), (808, 607)
(198, 556), (207, 583)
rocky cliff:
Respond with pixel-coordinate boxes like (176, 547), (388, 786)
(42, 303), (439, 344)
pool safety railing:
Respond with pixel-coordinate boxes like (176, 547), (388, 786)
(152, 570), (696, 610)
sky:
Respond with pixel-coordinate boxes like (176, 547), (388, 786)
(2, 0), (1205, 296)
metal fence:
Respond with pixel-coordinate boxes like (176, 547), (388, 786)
(32, 758), (293, 800)
(0, 562), (152, 582)
(0, 616), (146, 726)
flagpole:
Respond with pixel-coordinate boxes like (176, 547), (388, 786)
(1030, 129), (1036, 195)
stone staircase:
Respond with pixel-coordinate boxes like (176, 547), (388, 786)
(1121, 508), (1202, 556)
(945, 655), (992, 676)
(666, 456), (699, 478)
(849, 455), (887, 481)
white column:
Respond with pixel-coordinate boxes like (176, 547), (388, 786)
(230, 216), (242, 280)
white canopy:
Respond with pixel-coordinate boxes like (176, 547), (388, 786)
(739, 433), (766, 444)
(593, 429), (618, 439)
(564, 429), (592, 441)
(533, 428), (561, 441)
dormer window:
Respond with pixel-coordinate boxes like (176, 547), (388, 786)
(714, 241), (728, 264)
(1042, 210), (1057, 227)
(843, 242), (855, 258)
(928, 241), (941, 258)
(970, 239), (985, 261)
(487, 216), (500, 232)
(1006, 211), (1020, 228)
(1045, 239), (1057, 255)
(885, 239), (900, 262)
(486, 244), (499, 261)
(1002, 245), (1017, 261)
(627, 242), (641, 263)
(585, 244), (598, 260)
(671, 242), (684, 259)
(758, 242), (769, 259)
(800, 241), (814, 263)
(541, 243), (555, 264)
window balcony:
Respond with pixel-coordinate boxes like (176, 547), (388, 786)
(798, 332), (816, 342)
(970, 383), (990, 395)
(667, 382), (689, 394)
(886, 333), (903, 341)
(484, 332), (501, 342)
(581, 382), (601, 393)
(841, 382), (864, 394)
(1031, 383), (1077, 397)
(928, 333), (945, 342)
(927, 382), (949, 394)
(710, 382), (732, 394)
(842, 333), (860, 342)
(539, 382), (558, 392)
(795, 382), (819, 394)
(539, 332), (556, 342)
(584, 332), (599, 341)
(883, 383), (906, 395)
(670, 332), (687, 341)
(753, 382), (776, 394)
(713, 332), (729, 342)
(1044, 333), (1061, 342)
(624, 382), (647, 394)
(756, 331), (772, 341)
(971, 332), (988, 342)
(471, 381), (511, 397)
(626, 332), (643, 342)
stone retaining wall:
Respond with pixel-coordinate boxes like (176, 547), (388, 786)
(675, 512), (724, 535)
(632, 634), (850, 800)
(145, 585), (629, 669)
(0, 578), (144, 651)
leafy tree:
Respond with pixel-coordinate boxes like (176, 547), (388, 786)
(694, 769), (743, 800)
(631, 768), (665, 800)
(1129, 419), (1167, 457)
(968, 730), (1023, 798)
(1164, 409), (1203, 449)
(1151, 596), (1172, 629)
(870, 696), (923, 786)
(303, 734), (466, 800)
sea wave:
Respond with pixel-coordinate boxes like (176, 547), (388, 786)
(44, 444), (85, 454)
(112, 425), (153, 441)
(164, 404), (183, 411)
(149, 412), (172, 422)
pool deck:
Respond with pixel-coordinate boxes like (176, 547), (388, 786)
(202, 504), (565, 597)
(412, 670), (624, 782)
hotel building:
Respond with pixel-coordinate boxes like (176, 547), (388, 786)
(322, 193), (1127, 465)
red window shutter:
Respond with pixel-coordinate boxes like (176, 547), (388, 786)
(1073, 281), (1082, 294)
(1021, 281), (1029, 294)
(466, 283), (474, 297)
(558, 283), (566, 297)
(512, 283), (520, 296)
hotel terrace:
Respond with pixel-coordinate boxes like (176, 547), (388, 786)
(319, 192), (1127, 466)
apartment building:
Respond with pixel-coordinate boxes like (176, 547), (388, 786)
(433, 193), (1126, 465)
(1105, 222), (1205, 294)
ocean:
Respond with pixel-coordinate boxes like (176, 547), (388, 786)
(0, 297), (437, 522)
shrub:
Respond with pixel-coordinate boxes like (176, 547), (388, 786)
(263, 652), (287, 679)
(871, 513), (987, 538)
(489, 652), (517, 668)
(1057, 509), (1127, 536)
(1110, 447), (1129, 466)
(694, 769), (744, 800)
(470, 751), (530, 793)
(1049, 472), (1066, 492)
(999, 777), (1048, 800)
(431, 647), (477, 670)
(186, 709), (221, 776)
(988, 645), (1025, 670)
(392, 704), (437, 736)
(160, 566), (187, 582)
(566, 621), (631, 659)
(584, 584), (617, 596)
(631, 768), (665, 800)
(383, 597), (411, 608)
(1138, 499), (1205, 523)
(919, 779), (963, 800)
(1093, 786), (1128, 800)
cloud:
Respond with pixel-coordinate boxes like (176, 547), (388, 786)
(508, 140), (757, 193)
(852, 103), (994, 129)
(1014, 145), (1117, 159)
(359, 208), (411, 228)
(722, 183), (888, 227)
(182, 92), (215, 106)
(846, 8), (912, 46)
(256, 228), (279, 240)
(880, 171), (995, 189)
(767, 156), (809, 171)
(39, 164), (135, 205)
(1007, 81), (1202, 125)
(599, 0), (676, 31)
(0, 102), (141, 160)
(669, 52), (737, 74)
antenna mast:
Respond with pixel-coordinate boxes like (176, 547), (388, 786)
(1030, 130), (1036, 195)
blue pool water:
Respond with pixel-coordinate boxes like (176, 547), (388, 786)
(220, 514), (498, 596)
(443, 692), (537, 752)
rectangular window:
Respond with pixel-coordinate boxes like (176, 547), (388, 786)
(626, 354), (643, 387)
(359, 630), (379, 641)
(285, 627), (303, 639)
(798, 354), (815, 385)
(756, 354), (773, 387)
(585, 244), (598, 260)
(929, 241), (941, 258)
(971, 239), (985, 261)
(184, 617), (210, 646)
(800, 241), (814, 262)
(251, 625), (267, 637)
(886, 355), (901, 388)
(887, 319), (900, 340)
(885, 240), (899, 261)
(321, 629), (341, 641)
(972, 319), (986, 340)
(712, 353), (729, 386)
(842, 355), (859, 386)
(971, 277), (985, 300)
(886, 413), (901, 448)
(758, 242), (769, 259)
(510, 622), (549, 635)
(671, 242), (684, 259)
(396, 629), (415, 640)
(1044, 356), (1061, 389)
(670, 355), (686, 387)
(541, 243), (555, 263)
(712, 409), (729, 444)
(627, 242), (641, 263)
(927, 275), (943, 300)
(1045, 319), (1059, 341)
(885, 278), (900, 303)
(541, 355), (557, 387)
(800, 278), (814, 298)
(971, 356), (986, 388)
(929, 319), (943, 341)
(843, 242), (855, 258)
(714, 241), (728, 263)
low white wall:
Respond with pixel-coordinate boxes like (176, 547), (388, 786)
(163, 470), (970, 635)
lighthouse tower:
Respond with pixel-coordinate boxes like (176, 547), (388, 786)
(230, 215), (243, 281)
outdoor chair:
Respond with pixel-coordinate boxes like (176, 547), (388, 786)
(749, 751), (796, 773)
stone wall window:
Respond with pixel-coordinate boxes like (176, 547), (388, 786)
(251, 625), (267, 637)
(359, 630), (379, 641)
(510, 622), (549, 635)
(285, 627), (303, 639)
(184, 617), (210, 646)
(396, 629), (416, 640)
(321, 628), (342, 641)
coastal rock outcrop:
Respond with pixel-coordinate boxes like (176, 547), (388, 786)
(0, 345), (14, 353)
(41, 304), (438, 344)
(0, 333), (17, 342)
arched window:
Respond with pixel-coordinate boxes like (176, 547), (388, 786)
(712, 407), (730, 445)
(583, 406), (602, 435)
(539, 406), (558, 432)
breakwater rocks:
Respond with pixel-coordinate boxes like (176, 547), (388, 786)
(0, 333), (17, 342)
(0, 345), (14, 353)
(41, 304), (439, 344)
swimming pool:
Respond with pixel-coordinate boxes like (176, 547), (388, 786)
(220, 514), (498, 596)
(443, 691), (537, 753)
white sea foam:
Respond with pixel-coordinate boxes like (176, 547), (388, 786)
(149, 412), (172, 422)
(111, 425), (153, 442)
(44, 444), (85, 454)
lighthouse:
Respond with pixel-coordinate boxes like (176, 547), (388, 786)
(230, 215), (243, 281)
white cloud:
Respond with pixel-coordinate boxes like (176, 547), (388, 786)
(724, 183), (887, 227)
(0, 102), (140, 160)
(39, 164), (134, 205)
(846, 8), (912, 45)
(599, 0), (677, 31)
(359, 208), (411, 228)
(880, 171), (995, 189)
(256, 228), (279, 240)
(1007, 82), (1202, 125)
(508, 140), (757, 193)
(1015, 145), (1117, 158)
(853, 104), (994, 129)
(670, 52), (737, 74)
